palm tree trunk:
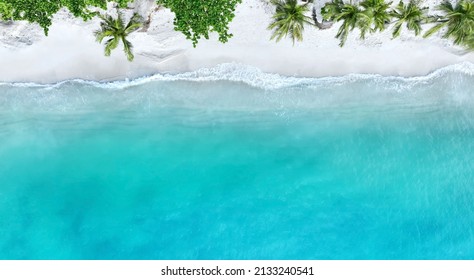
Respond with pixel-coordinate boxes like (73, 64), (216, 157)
(312, 4), (333, 29)
(140, 6), (160, 32)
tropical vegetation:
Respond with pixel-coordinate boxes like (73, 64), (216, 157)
(321, 0), (371, 46)
(360, 0), (392, 33)
(269, 0), (474, 51)
(2, 0), (474, 59)
(0, 0), (133, 35)
(157, 0), (242, 47)
(94, 11), (142, 61)
(390, 0), (428, 38)
(0, 0), (242, 60)
(0, 2), (12, 20)
(267, 0), (314, 44)
(423, 0), (474, 49)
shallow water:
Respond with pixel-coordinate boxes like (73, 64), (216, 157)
(0, 64), (474, 259)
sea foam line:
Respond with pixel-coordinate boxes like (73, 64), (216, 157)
(1, 62), (474, 90)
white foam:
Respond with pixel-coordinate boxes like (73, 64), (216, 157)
(1, 62), (474, 91)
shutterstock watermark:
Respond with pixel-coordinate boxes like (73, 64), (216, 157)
(161, 266), (246, 276)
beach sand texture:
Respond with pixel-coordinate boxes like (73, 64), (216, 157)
(1, 0), (474, 83)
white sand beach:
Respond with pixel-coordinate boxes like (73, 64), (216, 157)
(1, 0), (474, 83)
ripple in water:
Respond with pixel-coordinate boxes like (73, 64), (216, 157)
(0, 64), (473, 259)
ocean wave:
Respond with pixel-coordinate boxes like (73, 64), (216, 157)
(1, 62), (474, 90)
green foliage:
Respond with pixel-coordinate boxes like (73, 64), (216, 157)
(0, 0), (133, 35)
(360, 0), (392, 33)
(157, 0), (241, 47)
(424, 0), (474, 49)
(267, 0), (313, 44)
(94, 10), (142, 61)
(321, 0), (343, 21)
(322, 0), (370, 46)
(0, 1), (13, 20)
(390, 0), (427, 38)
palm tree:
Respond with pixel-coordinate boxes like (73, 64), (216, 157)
(423, 0), (474, 49)
(360, 0), (393, 33)
(311, 0), (334, 29)
(94, 10), (143, 61)
(268, 0), (314, 44)
(321, 0), (344, 22)
(390, 0), (427, 38)
(322, 0), (371, 46)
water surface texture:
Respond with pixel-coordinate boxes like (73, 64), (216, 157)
(1, 64), (474, 259)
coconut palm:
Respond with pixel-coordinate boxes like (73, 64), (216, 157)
(94, 10), (143, 61)
(311, 0), (334, 29)
(321, 0), (345, 22)
(390, 0), (428, 38)
(268, 0), (314, 44)
(322, 0), (371, 46)
(423, 0), (474, 49)
(360, 0), (393, 33)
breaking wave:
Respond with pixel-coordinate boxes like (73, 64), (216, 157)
(1, 62), (474, 91)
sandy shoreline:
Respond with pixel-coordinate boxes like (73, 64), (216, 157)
(1, 0), (474, 83)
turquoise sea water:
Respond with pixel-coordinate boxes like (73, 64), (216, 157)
(1, 64), (474, 259)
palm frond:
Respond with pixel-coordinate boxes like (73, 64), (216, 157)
(423, 21), (448, 38)
(268, 0), (313, 44)
(125, 13), (143, 34)
(332, 2), (368, 45)
(360, 0), (393, 32)
(391, 20), (404, 38)
(94, 10), (142, 61)
(104, 37), (120, 56)
(390, 0), (427, 38)
(122, 37), (134, 61)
